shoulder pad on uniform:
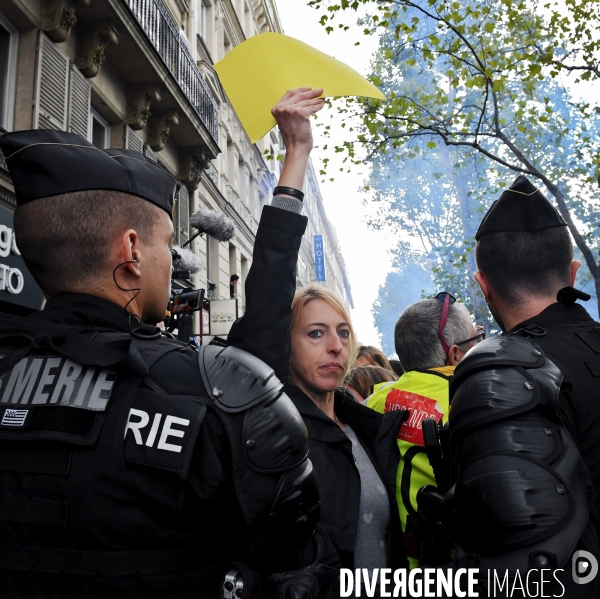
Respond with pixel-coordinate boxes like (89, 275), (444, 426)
(450, 336), (545, 394)
(198, 345), (283, 413)
(449, 337), (563, 440)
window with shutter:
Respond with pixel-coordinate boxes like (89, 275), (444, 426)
(125, 126), (144, 153)
(143, 142), (157, 162)
(91, 109), (110, 148)
(0, 14), (19, 131)
(68, 64), (91, 138)
(178, 185), (189, 244)
(34, 33), (69, 131)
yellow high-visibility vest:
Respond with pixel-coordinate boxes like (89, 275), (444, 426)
(367, 366), (454, 569)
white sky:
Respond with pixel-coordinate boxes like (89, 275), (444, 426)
(276, 2), (396, 348)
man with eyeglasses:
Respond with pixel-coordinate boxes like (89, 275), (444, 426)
(445, 176), (600, 597)
(365, 293), (482, 569)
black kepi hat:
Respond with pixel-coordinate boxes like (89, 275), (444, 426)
(475, 175), (566, 240)
(0, 129), (179, 215)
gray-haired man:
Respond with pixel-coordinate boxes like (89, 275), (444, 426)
(366, 293), (481, 568)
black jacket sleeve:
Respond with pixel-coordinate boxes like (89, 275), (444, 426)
(227, 205), (307, 382)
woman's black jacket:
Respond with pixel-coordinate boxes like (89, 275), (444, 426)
(228, 206), (408, 569)
(284, 383), (408, 570)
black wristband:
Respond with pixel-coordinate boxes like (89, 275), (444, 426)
(273, 186), (304, 202)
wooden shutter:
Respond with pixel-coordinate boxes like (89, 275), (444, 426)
(178, 185), (189, 243)
(125, 126), (144, 153)
(143, 143), (157, 162)
(68, 64), (91, 138)
(34, 33), (69, 130)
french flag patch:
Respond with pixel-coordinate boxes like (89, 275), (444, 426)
(1, 408), (30, 428)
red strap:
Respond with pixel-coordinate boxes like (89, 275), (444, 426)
(438, 293), (451, 354)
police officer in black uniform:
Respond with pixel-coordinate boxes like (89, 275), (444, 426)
(0, 91), (335, 599)
(445, 176), (600, 596)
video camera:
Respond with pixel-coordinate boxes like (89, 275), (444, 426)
(166, 286), (205, 344)
(171, 289), (205, 315)
(166, 208), (236, 343)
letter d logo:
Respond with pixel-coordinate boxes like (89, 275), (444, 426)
(572, 550), (599, 585)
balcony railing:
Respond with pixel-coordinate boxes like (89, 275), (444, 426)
(227, 185), (258, 234)
(124, 0), (219, 142)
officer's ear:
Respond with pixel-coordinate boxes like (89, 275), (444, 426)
(474, 271), (491, 303)
(570, 260), (581, 287)
(114, 229), (143, 278)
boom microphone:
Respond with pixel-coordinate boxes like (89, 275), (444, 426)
(171, 245), (205, 275)
(189, 208), (236, 242)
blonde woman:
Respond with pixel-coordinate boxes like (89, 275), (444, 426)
(283, 283), (406, 572)
(230, 89), (408, 574)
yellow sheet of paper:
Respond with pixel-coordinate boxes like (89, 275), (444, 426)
(214, 33), (386, 143)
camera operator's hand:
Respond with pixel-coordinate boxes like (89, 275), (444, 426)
(272, 88), (324, 193)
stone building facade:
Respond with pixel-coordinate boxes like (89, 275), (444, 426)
(0, 0), (352, 333)
(297, 161), (354, 311)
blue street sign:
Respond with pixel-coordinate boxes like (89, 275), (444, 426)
(314, 234), (326, 282)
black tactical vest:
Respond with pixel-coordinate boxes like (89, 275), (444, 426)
(0, 312), (320, 599)
(511, 315), (600, 517)
(446, 335), (599, 597)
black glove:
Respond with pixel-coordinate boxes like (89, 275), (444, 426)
(268, 534), (340, 599)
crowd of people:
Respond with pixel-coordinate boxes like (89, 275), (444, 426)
(0, 86), (599, 599)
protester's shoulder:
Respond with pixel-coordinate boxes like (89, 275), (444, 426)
(366, 379), (403, 413)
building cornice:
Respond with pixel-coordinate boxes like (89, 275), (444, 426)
(109, 0), (220, 157)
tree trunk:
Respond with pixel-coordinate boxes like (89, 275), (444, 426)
(541, 180), (600, 315)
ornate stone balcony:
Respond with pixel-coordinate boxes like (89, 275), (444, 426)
(123, 0), (219, 142)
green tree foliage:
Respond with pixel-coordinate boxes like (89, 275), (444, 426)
(310, 0), (600, 313)
(366, 138), (497, 332)
(541, 0), (600, 82)
(369, 137), (599, 347)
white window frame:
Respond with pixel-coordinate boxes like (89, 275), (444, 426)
(90, 108), (111, 149)
(199, 0), (207, 41)
(0, 12), (19, 131)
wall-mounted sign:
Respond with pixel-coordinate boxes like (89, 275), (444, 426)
(202, 307), (210, 335)
(209, 299), (237, 336)
(0, 205), (44, 311)
(313, 234), (326, 282)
